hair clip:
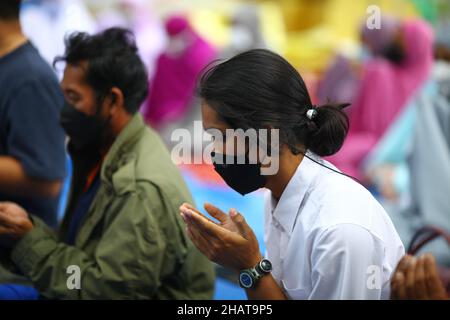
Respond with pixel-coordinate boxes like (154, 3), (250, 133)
(306, 107), (318, 120)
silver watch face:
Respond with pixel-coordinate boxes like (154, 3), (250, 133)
(239, 271), (254, 288)
(260, 259), (272, 273)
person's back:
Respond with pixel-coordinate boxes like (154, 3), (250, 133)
(0, 1), (66, 228)
(326, 19), (434, 180)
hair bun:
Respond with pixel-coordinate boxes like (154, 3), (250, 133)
(306, 103), (350, 156)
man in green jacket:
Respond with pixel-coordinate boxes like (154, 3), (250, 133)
(0, 27), (215, 299)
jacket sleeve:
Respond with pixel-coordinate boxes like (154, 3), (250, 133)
(10, 184), (169, 299)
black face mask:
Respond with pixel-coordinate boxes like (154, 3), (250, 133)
(211, 151), (266, 196)
(383, 41), (405, 64)
(60, 100), (111, 153)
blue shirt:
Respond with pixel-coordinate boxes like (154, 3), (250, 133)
(64, 173), (101, 245)
(0, 41), (66, 228)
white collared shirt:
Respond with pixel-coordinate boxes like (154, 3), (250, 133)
(264, 152), (405, 300)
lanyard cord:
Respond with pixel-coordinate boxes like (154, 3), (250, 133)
(299, 151), (365, 186)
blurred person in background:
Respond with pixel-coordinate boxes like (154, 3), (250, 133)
(316, 54), (360, 107)
(327, 18), (434, 181)
(0, 0), (66, 230)
(142, 15), (216, 131)
(0, 27), (214, 299)
(362, 21), (450, 266)
(20, 0), (97, 76)
(317, 16), (400, 106)
(222, 4), (267, 59)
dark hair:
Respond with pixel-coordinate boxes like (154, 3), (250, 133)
(55, 27), (148, 114)
(0, 0), (21, 20)
(198, 49), (349, 157)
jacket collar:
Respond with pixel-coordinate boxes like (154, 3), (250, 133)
(100, 113), (146, 194)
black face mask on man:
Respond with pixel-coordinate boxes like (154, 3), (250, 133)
(60, 100), (112, 153)
(211, 151), (266, 196)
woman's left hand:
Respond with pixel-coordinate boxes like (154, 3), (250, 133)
(179, 202), (262, 272)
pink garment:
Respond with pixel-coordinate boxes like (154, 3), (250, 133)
(317, 54), (360, 105)
(143, 15), (216, 128)
(327, 20), (434, 180)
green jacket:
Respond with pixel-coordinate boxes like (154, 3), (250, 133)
(8, 114), (215, 299)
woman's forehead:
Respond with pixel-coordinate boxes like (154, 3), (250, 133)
(201, 101), (229, 131)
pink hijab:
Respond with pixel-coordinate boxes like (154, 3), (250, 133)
(327, 19), (434, 179)
(143, 15), (217, 128)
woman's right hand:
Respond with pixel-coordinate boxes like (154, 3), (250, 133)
(179, 202), (262, 272)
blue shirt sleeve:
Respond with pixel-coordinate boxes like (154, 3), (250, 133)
(5, 77), (66, 181)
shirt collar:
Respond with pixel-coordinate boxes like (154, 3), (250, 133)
(269, 152), (322, 234)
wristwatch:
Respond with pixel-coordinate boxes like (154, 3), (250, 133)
(238, 258), (272, 289)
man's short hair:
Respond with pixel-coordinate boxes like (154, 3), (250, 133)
(55, 27), (149, 114)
